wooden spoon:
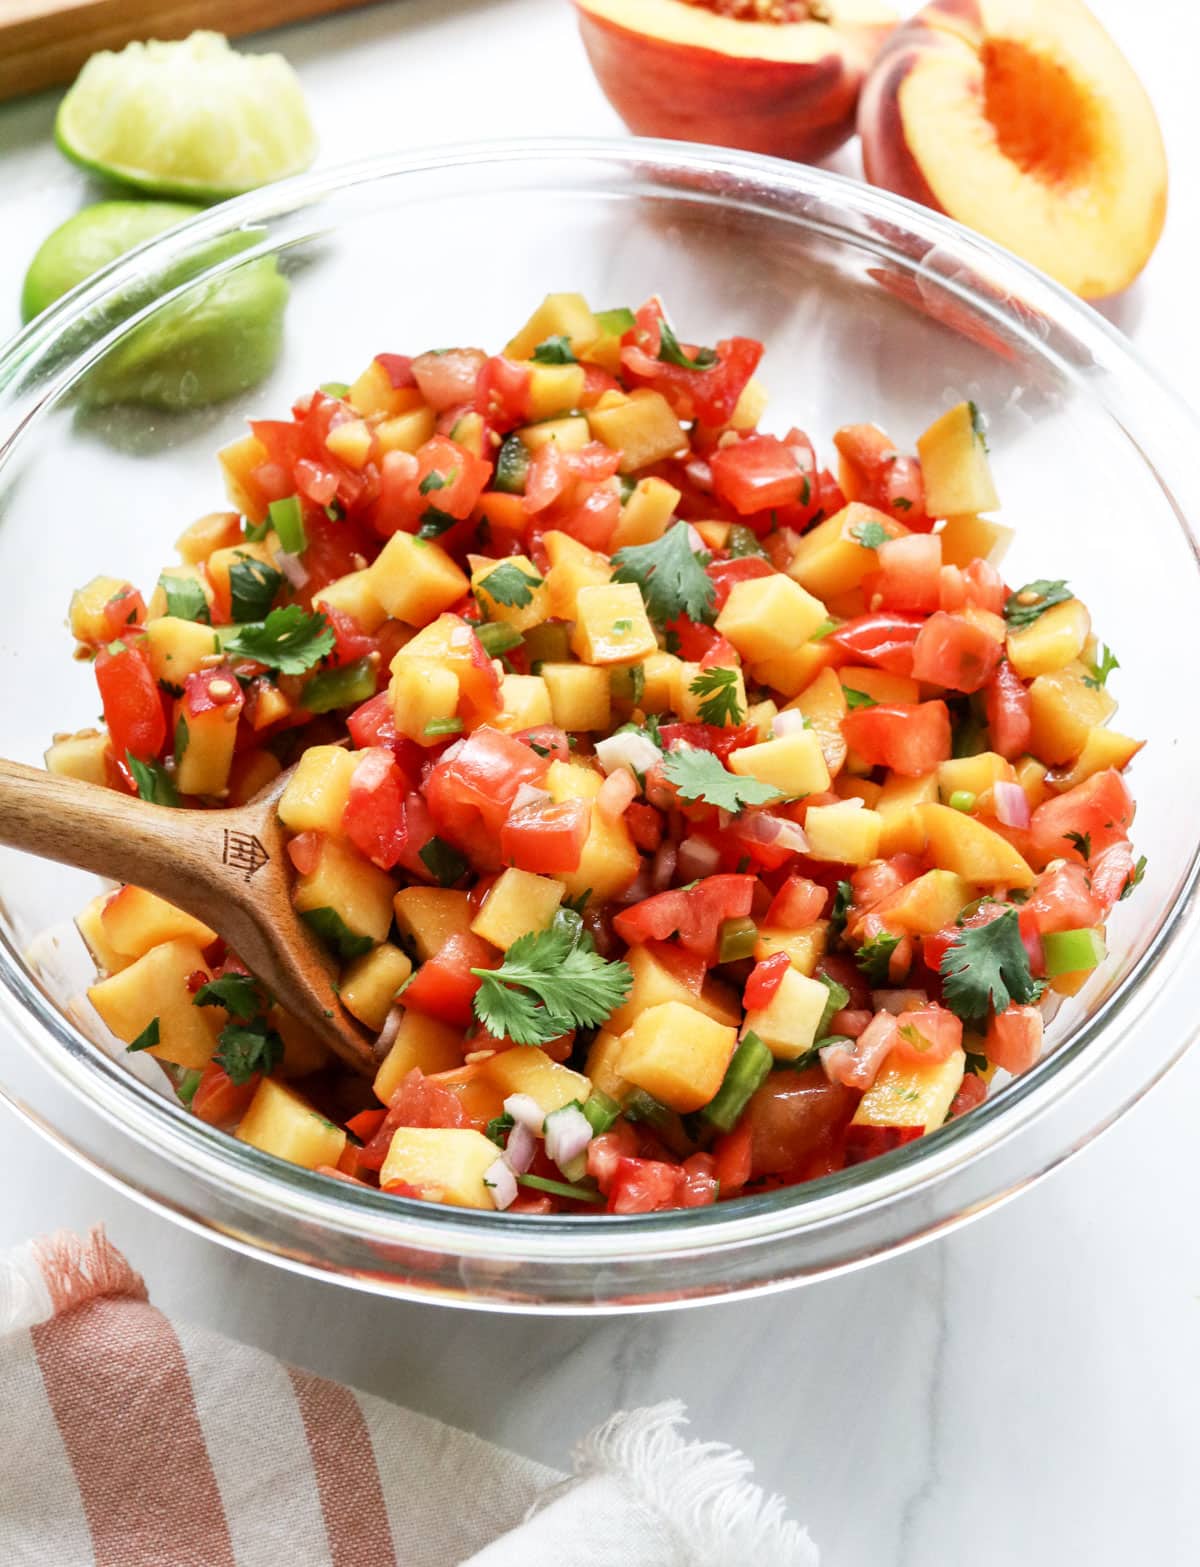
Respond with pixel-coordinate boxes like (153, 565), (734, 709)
(0, 758), (378, 1077)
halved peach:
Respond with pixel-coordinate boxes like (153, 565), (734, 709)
(575, 0), (897, 164)
(858, 0), (1167, 299)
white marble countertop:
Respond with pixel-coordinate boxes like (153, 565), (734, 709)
(1, 2), (1198, 1560)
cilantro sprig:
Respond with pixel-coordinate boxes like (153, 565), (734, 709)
(939, 906), (1044, 1023)
(1004, 580), (1072, 630)
(689, 666), (745, 728)
(193, 971), (282, 1084)
(612, 524), (714, 628)
(531, 335), (577, 365)
(228, 558), (285, 623)
(660, 748), (781, 813)
(1084, 644), (1120, 689)
(223, 606), (335, 676)
(471, 909), (631, 1047)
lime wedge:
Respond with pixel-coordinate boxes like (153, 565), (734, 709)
(55, 31), (316, 200)
(21, 200), (199, 322)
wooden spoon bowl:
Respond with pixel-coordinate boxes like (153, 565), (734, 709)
(0, 759), (378, 1076)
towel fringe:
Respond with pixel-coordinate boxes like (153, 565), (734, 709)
(570, 1400), (818, 1567)
(32, 1226), (146, 1319)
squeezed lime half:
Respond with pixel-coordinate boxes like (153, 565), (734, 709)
(21, 200), (199, 322)
(55, 31), (317, 200)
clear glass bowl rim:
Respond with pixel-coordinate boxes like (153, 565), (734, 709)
(2, 136), (1199, 1305)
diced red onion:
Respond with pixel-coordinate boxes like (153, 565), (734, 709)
(993, 780), (1031, 829)
(274, 549), (309, 590)
(617, 866), (655, 905)
(739, 813), (810, 854)
(595, 730), (661, 778)
(677, 835), (721, 880)
(373, 1004), (404, 1058)
(872, 989), (929, 1015)
(652, 840), (678, 891)
(504, 1120), (537, 1174)
(684, 458), (713, 493)
(544, 1104), (594, 1168)
(685, 524), (706, 554)
(484, 1158), (517, 1211)
(771, 708), (807, 738)
(511, 783), (552, 814)
(503, 1093), (544, 1133)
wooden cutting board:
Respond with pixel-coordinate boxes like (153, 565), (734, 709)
(0, 0), (384, 102)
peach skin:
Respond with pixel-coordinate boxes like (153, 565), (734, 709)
(576, 0), (897, 165)
(858, 0), (1167, 299)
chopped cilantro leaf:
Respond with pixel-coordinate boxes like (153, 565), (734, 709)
(855, 932), (900, 985)
(419, 468), (451, 495)
(939, 906), (1044, 1023)
(417, 507), (458, 540)
(173, 714), (189, 763)
(126, 752), (178, 807)
(964, 1050), (990, 1077)
(531, 334), (577, 365)
(829, 879), (854, 940)
(485, 1112), (515, 1148)
(419, 837), (469, 887)
(228, 557), (284, 623)
(223, 606), (334, 676)
(1063, 830), (1092, 862)
(660, 748), (782, 813)
(126, 1017), (160, 1053)
(215, 1019), (283, 1086)
(612, 523), (715, 628)
(159, 574), (210, 625)
(657, 319), (717, 371)
(194, 973), (268, 1019)
(300, 907), (373, 961)
(1004, 580), (1072, 630)
(968, 400), (989, 451)
(1084, 644), (1120, 689)
(471, 910), (632, 1047)
(854, 520), (890, 550)
(1120, 855), (1147, 900)
(479, 561), (543, 608)
(843, 687), (877, 710)
(689, 666), (745, 727)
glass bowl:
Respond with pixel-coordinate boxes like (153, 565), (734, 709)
(1, 139), (1198, 1313)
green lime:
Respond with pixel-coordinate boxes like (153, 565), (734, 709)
(21, 200), (200, 323)
(83, 237), (290, 411)
(55, 31), (316, 201)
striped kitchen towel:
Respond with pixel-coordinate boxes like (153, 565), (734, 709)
(0, 1227), (817, 1566)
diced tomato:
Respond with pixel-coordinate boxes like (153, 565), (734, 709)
(620, 300), (763, 425)
(192, 1063), (258, 1127)
(343, 748), (412, 870)
(984, 659), (1032, 759)
(820, 1010), (900, 1089)
(369, 449), (421, 537)
(514, 726), (572, 764)
(613, 874), (755, 964)
(911, 612), (1003, 694)
(1029, 769), (1134, 866)
(523, 440), (572, 515)
(411, 348), (486, 411)
(347, 691), (394, 750)
(424, 726), (550, 867)
(374, 353), (417, 389)
(841, 700), (951, 776)
(359, 1069), (468, 1171)
(657, 721), (758, 765)
(500, 798), (591, 875)
(833, 422), (930, 529)
(345, 1107), (388, 1142)
(321, 605), (378, 669)
(608, 1155), (684, 1214)
(844, 1123), (923, 1163)
(709, 434), (809, 515)
(743, 951), (791, 1011)
(625, 801), (664, 853)
(947, 1071), (988, 1119)
(889, 1002), (963, 1063)
(95, 642), (167, 763)
(828, 612), (925, 675)
(743, 1067), (857, 1178)
(554, 483), (620, 552)
(1090, 840), (1140, 913)
(676, 1153), (719, 1207)
(985, 1005), (1043, 1075)
(664, 615), (729, 663)
(872, 535), (941, 613)
(706, 555), (774, 612)
(765, 873), (827, 929)
(1021, 862), (1102, 935)
(100, 586), (147, 640)
(401, 934), (499, 1028)
(473, 356), (532, 430)
(712, 1120), (753, 1193)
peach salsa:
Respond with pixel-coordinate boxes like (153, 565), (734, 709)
(56, 293), (1145, 1216)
